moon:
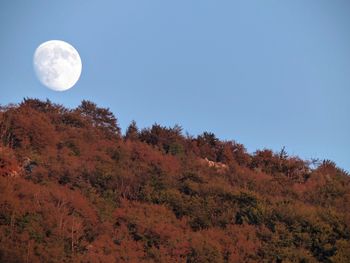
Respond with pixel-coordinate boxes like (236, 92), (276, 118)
(33, 40), (82, 91)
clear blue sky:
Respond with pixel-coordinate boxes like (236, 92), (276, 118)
(0, 1), (349, 171)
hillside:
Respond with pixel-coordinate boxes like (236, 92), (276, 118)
(0, 99), (349, 262)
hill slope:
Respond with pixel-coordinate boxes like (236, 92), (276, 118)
(0, 99), (349, 262)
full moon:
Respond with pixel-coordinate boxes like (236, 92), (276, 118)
(33, 40), (82, 91)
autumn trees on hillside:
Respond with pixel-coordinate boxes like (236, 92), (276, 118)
(0, 99), (349, 262)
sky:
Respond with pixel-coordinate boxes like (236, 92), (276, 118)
(0, 1), (349, 171)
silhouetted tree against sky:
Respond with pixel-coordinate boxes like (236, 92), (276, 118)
(125, 120), (139, 142)
(77, 100), (121, 138)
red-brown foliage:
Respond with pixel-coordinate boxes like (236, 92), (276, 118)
(0, 99), (349, 262)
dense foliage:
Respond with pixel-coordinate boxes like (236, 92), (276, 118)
(0, 99), (349, 262)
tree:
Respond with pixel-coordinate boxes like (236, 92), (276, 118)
(125, 120), (139, 141)
(76, 100), (121, 137)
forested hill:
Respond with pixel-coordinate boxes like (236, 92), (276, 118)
(0, 98), (349, 262)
